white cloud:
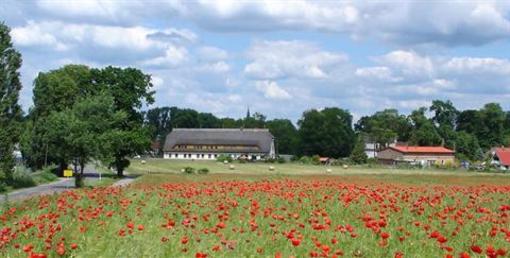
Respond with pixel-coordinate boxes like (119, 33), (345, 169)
(355, 66), (401, 82)
(197, 46), (229, 61)
(244, 40), (347, 80)
(255, 81), (291, 99)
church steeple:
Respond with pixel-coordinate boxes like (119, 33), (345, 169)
(246, 105), (251, 119)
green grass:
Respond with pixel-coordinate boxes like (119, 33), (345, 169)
(127, 158), (510, 177)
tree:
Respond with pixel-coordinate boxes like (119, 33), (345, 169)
(198, 112), (221, 128)
(456, 104), (506, 150)
(408, 107), (442, 146)
(0, 23), (23, 183)
(145, 107), (172, 154)
(430, 100), (459, 149)
(221, 118), (238, 128)
(430, 100), (458, 128)
(170, 107), (199, 128)
(266, 119), (298, 155)
(355, 109), (412, 149)
(44, 94), (126, 186)
(350, 135), (368, 164)
(92, 67), (154, 177)
(23, 65), (94, 171)
(243, 112), (266, 128)
(455, 131), (482, 161)
(298, 108), (355, 158)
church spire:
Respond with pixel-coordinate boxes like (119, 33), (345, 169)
(246, 105), (251, 119)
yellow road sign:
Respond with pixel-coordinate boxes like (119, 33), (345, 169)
(63, 169), (73, 177)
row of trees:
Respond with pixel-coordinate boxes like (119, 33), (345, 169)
(355, 100), (510, 161)
(146, 101), (510, 163)
(145, 107), (355, 158)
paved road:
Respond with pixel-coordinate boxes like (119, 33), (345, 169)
(2, 166), (136, 203)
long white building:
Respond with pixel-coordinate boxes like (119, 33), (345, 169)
(163, 128), (275, 160)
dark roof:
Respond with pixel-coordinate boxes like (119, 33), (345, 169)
(163, 128), (274, 153)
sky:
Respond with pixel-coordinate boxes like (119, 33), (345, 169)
(2, 0), (510, 122)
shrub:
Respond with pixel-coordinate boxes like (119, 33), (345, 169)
(11, 167), (36, 188)
(299, 156), (320, 165)
(0, 182), (7, 193)
(183, 167), (195, 174)
(277, 157), (286, 164)
(217, 154), (233, 163)
(198, 168), (209, 174)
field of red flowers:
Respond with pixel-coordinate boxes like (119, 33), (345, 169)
(1, 175), (509, 257)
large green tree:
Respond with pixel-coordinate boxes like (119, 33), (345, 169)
(23, 65), (94, 170)
(430, 100), (459, 148)
(456, 104), (506, 150)
(266, 119), (298, 155)
(408, 107), (442, 146)
(44, 94), (125, 186)
(298, 108), (355, 158)
(0, 23), (23, 183)
(355, 109), (412, 148)
(91, 67), (154, 176)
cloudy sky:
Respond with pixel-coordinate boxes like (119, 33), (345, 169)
(3, 1), (510, 122)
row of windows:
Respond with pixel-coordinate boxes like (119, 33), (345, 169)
(174, 145), (259, 150)
(177, 153), (218, 159)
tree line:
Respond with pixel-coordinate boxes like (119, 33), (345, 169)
(145, 101), (510, 163)
(1, 22), (510, 189)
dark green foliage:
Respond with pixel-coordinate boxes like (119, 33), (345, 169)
(455, 131), (482, 161)
(197, 168), (209, 174)
(355, 109), (412, 148)
(0, 23), (23, 183)
(266, 119), (298, 155)
(298, 155), (320, 165)
(183, 167), (195, 174)
(408, 107), (442, 146)
(350, 136), (368, 164)
(298, 108), (355, 158)
(216, 154), (233, 163)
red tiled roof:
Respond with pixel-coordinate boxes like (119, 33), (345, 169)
(495, 148), (510, 166)
(390, 146), (455, 154)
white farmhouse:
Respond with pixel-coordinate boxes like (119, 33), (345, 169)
(163, 128), (275, 160)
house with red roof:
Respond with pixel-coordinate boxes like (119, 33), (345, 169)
(377, 146), (455, 166)
(490, 147), (510, 170)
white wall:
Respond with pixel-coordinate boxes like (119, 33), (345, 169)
(163, 152), (264, 160)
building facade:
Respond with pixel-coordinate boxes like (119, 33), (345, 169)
(163, 128), (275, 160)
(377, 146), (455, 166)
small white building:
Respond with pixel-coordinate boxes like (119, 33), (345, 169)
(163, 128), (275, 160)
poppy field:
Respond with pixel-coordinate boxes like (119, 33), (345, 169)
(1, 174), (509, 258)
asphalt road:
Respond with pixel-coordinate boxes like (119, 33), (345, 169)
(1, 166), (135, 203)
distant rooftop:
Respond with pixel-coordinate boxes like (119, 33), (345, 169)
(389, 146), (455, 154)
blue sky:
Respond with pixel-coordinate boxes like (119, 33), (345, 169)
(2, 1), (510, 122)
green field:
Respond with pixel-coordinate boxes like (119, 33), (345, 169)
(1, 160), (509, 258)
(127, 159), (510, 184)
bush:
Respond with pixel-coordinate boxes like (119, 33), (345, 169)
(298, 155), (320, 165)
(277, 157), (286, 164)
(0, 182), (7, 193)
(216, 154), (233, 163)
(198, 168), (209, 174)
(183, 167), (195, 174)
(11, 167), (36, 188)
